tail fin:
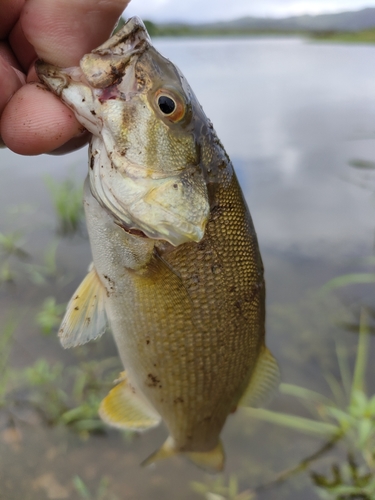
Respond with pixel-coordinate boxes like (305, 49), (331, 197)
(142, 437), (225, 473)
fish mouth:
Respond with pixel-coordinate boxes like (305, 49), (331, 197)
(36, 17), (150, 96)
(80, 17), (150, 89)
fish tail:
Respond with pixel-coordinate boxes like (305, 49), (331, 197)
(142, 437), (225, 473)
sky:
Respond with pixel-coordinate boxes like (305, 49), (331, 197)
(124, 0), (375, 23)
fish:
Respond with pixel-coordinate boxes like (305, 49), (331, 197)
(36, 17), (279, 472)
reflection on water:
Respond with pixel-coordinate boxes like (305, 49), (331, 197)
(1, 37), (375, 499)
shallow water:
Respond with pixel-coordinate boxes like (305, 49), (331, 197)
(1, 37), (375, 499)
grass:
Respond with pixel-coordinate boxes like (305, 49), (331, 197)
(73, 475), (118, 500)
(44, 175), (84, 235)
(19, 357), (121, 435)
(0, 231), (29, 282)
(0, 317), (18, 407)
(311, 28), (375, 44)
(35, 297), (66, 335)
(191, 475), (255, 500)
(245, 308), (375, 498)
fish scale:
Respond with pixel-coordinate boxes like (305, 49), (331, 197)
(36, 17), (279, 470)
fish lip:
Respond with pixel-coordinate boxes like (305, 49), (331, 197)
(35, 61), (69, 94)
(79, 17), (151, 89)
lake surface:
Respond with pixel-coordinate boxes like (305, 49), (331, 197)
(1, 37), (375, 499)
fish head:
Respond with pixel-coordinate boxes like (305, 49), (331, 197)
(36, 17), (223, 246)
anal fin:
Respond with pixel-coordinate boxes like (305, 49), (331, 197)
(142, 438), (225, 473)
(99, 373), (161, 431)
(239, 347), (280, 408)
(186, 441), (225, 473)
(59, 263), (108, 348)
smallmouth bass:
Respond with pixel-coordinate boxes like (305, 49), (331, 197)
(36, 17), (279, 471)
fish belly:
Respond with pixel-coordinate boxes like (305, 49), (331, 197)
(84, 171), (265, 452)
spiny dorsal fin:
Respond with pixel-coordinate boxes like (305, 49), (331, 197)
(239, 347), (280, 408)
(99, 373), (161, 431)
(59, 264), (108, 348)
(142, 438), (225, 473)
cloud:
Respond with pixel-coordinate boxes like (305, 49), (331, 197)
(124, 0), (375, 23)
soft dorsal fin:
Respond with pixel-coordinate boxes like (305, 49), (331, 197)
(99, 373), (161, 431)
(59, 264), (108, 348)
(142, 437), (225, 473)
(239, 347), (280, 408)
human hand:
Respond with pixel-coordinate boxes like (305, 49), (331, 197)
(0, 0), (130, 155)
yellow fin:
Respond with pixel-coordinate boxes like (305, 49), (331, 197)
(59, 264), (108, 348)
(99, 374), (161, 431)
(239, 347), (280, 408)
(142, 438), (225, 473)
(141, 436), (176, 467)
(186, 441), (225, 473)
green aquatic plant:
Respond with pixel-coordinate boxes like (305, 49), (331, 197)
(24, 240), (59, 285)
(44, 175), (84, 235)
(35, 296), (66, 335)
(73, 475), (118, 500)
(23, 359), (69, 423)
(19, 357), (120, 435)
(0, 317), (17, 406)
(247, 309), (375, 496)
(0, 230), (29, 282)
(191, 475), (255, 500)
(312, 454), (375, 500)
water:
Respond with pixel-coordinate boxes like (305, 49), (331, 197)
(1, 37), (375, 499)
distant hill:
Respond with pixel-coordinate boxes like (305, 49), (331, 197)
(144, 7), (375, 36)
(200, 7), (375, 32)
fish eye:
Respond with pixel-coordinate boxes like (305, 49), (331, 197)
(155, 89), (186, 122)
(158, 95), (176, 115)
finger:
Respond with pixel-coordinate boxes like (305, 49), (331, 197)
(1, 82), (85, 155)
(0, 55), (24, 117)
(0, 0), (25, 39)
(22, 0), (131, 67)
(8, 18), (37, 72)
(0, 41), (23, 69)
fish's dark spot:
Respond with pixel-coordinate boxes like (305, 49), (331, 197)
(146, 340), (150, 345)
(74, 306), (79, 311)
(146, 373), (160, 388)
(75, 295), (79, 300)
(90, 109), (96, 116)
(203, 415), (212, 422)
(153, 363), (157, 367)
(82, 98), (85, 102)
(235, 300), (242, 312)
(173, 397), (184, 404)
(85, 317), (91, 325)
(90, 156), (94, 170)
(173, 183), (178, 189)
(159, 385), (162, 388)
(211, 264), (221, 274)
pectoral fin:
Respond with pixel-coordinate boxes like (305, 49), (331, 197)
(239, 347), (280, 408)
(142, 437), (225, 473)
(99, 373), (161, 431)
(59, 264), (108, 348)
